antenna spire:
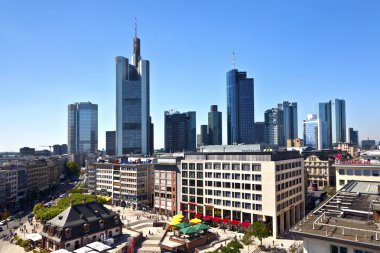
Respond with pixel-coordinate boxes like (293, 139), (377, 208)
(134, 17), (137, 38)
(232, 50), (235, 69)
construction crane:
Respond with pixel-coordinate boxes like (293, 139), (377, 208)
(39, 145), (52, 152)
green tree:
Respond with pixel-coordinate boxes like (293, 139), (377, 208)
(241, 234), (254, 252)
(66, 161), (80, 177)
(247, 221), (271, 246)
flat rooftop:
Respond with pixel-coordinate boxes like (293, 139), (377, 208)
(291, 181), (380, 250)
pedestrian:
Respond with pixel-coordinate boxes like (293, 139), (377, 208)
(273, 240), (275, 246)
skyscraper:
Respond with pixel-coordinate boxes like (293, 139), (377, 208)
(197, 125), (209, 148)
(164, 111), (196, 153)
(68, 102), (98, 154)
(208, 105), (222, 145)
(253, 122), (265, 143)
(347, 127), (359, 145)
(303, 114), (327, 149)
(318, 99), (346, 147)
(264, 107), (284, 146)
(116, 21), (153, 155)
(106, 131), (116, 155)
(280, 101), (298, 141)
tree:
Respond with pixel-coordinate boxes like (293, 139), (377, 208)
(66, 161), (80, 177)
(241, 234), (254, 252)
(247, 221), (271, 246)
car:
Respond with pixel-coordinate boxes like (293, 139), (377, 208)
(0, 220), (7, 226)
(6, 216), (14, 222)
(27, 213), (34, 219)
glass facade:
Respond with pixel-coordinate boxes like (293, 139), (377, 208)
(264, 108), (284, 146)
(116, 31), (152, 155)
(106, 131), (116, 155)
(208, 105), (222, 145)
(319, 99), (346, 147)
(303, 114), (327, 149)
(68, 102), (98, 154)
(227, 69), (255, 145)
(281, 101), (298, 141)
(165, 111), (196, 153)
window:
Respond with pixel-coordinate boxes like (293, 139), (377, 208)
(347, 169), (353, 175)
(197, 164), (203, 170)
(338, 169), (345, 175)
(182, 187), (188, 194)
(372, 170), (379, 176)
(330, 245), (338, 253)
(189, 187), (195, 194)
(339, 180), (345, 186)
(189, 172), (195, 178)
(340, 247), (347, 253)
(355, 170), (362, 176)
(205, 163), (212, 170)
(182, 195), (188, 202)
(197, 197), (203, 204)
(182, 179), (188, 186)
(182, 171), (188, 177)
(197, 189), (203, 195)
(253, 164), (261, 171)
(189, 163), (195, 170)
(255, 175), (262, 181)
(182, 164), (188, 170)
(197, 180), (203, 187)
(363, 170), (370, 176)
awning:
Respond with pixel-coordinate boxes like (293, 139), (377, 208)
(195, 213), (203, 218)
(25, 233), (42, 242)
(221, 218), (230, 223)
(203, 215), (213, 220)
(212, 217), (221, 222)
(229, 220), (240, 225)
(239, 222), (251, 227)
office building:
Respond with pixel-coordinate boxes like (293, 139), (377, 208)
(153, 156), (182, 216)
(19, 147), (35, 156)
(253, 122), (265, 144)
(334, 143), (358, 158)
(304, 155), (335, 190)
(68, 102), (98, 154)
(280, 101), (298, 141)
(303, 114), (327, 150)
(179, 150), (305, 238)
(287, 138), (304, 148)
(347, 127), (359, 145)
(52, 144), (68, 155)
(106, 131), (116, 156)
(95, 159), (154, 208)
(227, 69), (255, 145)
(208, 105), (222, 145)
(197, 125), (209, 148)
(291, 180), (380, 253)
(164, 111), (196, 153)
(264, 107), (284, 147)
(362, 139), (376, 150)
(319, 99), (346, 147)
(116, 24), (153, 156)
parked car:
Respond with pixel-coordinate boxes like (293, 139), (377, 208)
(6, 216), (14, 222)
(27, 213), (34, 219)
(0, 220), (7, 226)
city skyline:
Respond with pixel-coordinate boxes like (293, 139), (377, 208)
(1, 1), (380, 151)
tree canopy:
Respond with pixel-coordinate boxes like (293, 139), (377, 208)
(246, 221), (271, 246)
(66, 161), (80, 177)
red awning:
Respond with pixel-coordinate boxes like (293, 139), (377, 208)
(195, 213), (203, 218)
(229, 220), (240, 225)
(212, 217), (221, 222)
(203, 215), (213, 220)
(239, 222), (251, 227)
(221, 218), (230, 223)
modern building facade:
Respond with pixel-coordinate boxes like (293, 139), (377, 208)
(264, 107), (284, 147)
(280, 101), (298, 141)
(304, 155), (335, 190)
(68, 102), (98, 154)
(179, 151), (305, 238)
(227, 69), (255, 145)
(208, 105), (222, 145)
(303, 114), (327, 150)
(347, 127), (359, 145)
(197, 125), (209, 148)
(253, 122), (265, 144)
(106, 131), (116, 156)
(153, 157), (182, 216)
(116, 26), (153, 156)
(319, 99), (346, 147)
(94, 159), (154, 208)
(164, 111), (196, 153)
(361, 139), (376, 150)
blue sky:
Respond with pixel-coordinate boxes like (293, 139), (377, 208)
(1, 1), (379, 152)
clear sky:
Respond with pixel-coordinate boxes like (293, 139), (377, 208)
(1, 1), (379, 152)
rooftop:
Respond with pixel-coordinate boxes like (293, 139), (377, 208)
(291, 181), (380, 250)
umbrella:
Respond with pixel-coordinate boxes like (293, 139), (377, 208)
(173, 214), (184, 219)
(25, 233), (42, 242)
(180, 226), (198, 235)
(190, 218), (202, 224)
(169, 219), (181, 226)
(175, 222), (191, 229)
(193, 223), (210, 231)
(52, 250), (71, 253)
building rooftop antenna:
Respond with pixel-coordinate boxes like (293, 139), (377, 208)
(134, 17), (137, 38)
(232, 50), (235, 69)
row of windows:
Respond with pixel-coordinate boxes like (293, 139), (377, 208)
(182, 171), (204, 178)
(154, 192), (174, 198)
(204, 172), (261, 181)
(182, 187), (203, 195)
(182, 163), (204, 171)
(205, 181), (262, 191)
(203, 163), (261, 171)
(275, 161), (301, 172)
(276, 194), (302, 212)
(276, 186), (302, 201)
(204, 198), (263, 210)
(276, 169), (302, 181)
(276, 178), (302, 191)
(338, 169), (379, 176)
(204, 190), (262, 200)
(182, 179), (203, 187)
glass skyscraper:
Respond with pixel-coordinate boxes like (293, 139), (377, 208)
(303, 114), (327, 149)
(264, 108), (284, 146)
(164, 111), (196, 153)
(280, 101), (298, 141)
(208, 105), (222, 145)
(318, 99), (346, 147)
(106, 131), (116, 155)
(347, 127), (359, 145)
(197, 125), (209, 148)
(68, 102), (98, 154)
(227, 69), (254, 145)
